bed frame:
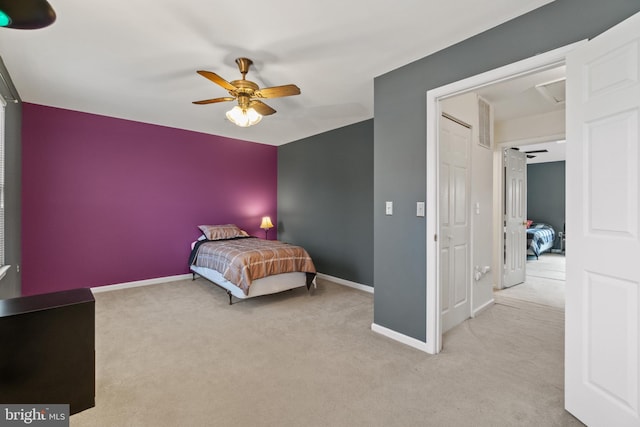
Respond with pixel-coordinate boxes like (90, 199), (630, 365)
(190, 265), (315, 305)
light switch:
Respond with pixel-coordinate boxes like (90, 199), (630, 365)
(385, 201), (393, 215)
(416, 202), (425, 217)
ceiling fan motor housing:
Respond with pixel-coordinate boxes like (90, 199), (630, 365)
(235, 57), (253, 77)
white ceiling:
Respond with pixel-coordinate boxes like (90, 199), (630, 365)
(475, 65), (567, 163)
(475, 65), (566, 123)
(0, 0), (553, 146)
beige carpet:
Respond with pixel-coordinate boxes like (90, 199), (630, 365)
(497, 253), (566, 309)
(71, 277), (582, 427)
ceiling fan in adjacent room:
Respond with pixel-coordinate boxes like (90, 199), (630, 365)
(511, 147), (549, 159)
(524, 149), (549, 159)
(193, 57), (301, 127)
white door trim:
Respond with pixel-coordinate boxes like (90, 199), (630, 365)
(424, 40), (586, 355)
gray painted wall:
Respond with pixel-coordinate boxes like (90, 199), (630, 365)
(278, 120), (373, 286)
(373, 0), (640, 341)
(527, 161), (565, 246)
(0, 59), (21, 299)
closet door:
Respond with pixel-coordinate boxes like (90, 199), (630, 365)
(439, 114), (471, 333)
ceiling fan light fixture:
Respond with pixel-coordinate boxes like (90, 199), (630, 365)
(226, 106), (262, 127)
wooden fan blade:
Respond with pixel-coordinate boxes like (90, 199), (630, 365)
(255, 84), (301, 99)
(192, 97), (236, 105)
(250, 100), (276, 116)
(196, 70), (237, 92)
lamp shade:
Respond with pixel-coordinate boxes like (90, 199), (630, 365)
(260, 216), (274, 230)
(226, 106), (262, 127)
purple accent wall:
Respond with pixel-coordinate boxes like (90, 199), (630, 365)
(22, 103), (277, 296)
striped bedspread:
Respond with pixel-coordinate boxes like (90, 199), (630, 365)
(527, 225), (555, 258)
(190, 237), (316, 295)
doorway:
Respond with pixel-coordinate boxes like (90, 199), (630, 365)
(425, 41), (583, 355)
(496, 142), (567, 307)
(438, 74), (567, 331)
(425, 13), (640, 424)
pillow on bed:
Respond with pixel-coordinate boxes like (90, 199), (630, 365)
(198, 224), (249, 240)
(526, 220), (533, 228)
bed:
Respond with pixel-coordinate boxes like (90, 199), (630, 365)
(189, 224), (316, 304)
(526, 222), (556, 259)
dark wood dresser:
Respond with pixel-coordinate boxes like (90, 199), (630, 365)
(0, 288), (95, 414)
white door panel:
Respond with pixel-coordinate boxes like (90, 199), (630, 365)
(587, 112), (638, 236)
(454, 167), (467, 224)
(440, 164), (451, 226)
(454, 244), (468, 306)
(440, 247), (450, 314)
(566, 11), (640, 427)
(440, 114), (471, 334)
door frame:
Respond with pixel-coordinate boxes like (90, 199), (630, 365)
(425, 40), (585, 355)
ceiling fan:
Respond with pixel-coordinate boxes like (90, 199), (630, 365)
(193, 57), (301, 127)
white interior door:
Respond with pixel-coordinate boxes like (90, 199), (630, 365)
(503, 148), (527, 288)
(439, 114), (471, 334)
(565, 11), (640, 427)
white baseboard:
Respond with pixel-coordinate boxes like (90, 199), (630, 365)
(316, 273), (373, 294)
(92, 272), (374, 295)
(371, 322), (431, 353)
(91, 273), (192, 293)
(473, 298), (495, 317)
